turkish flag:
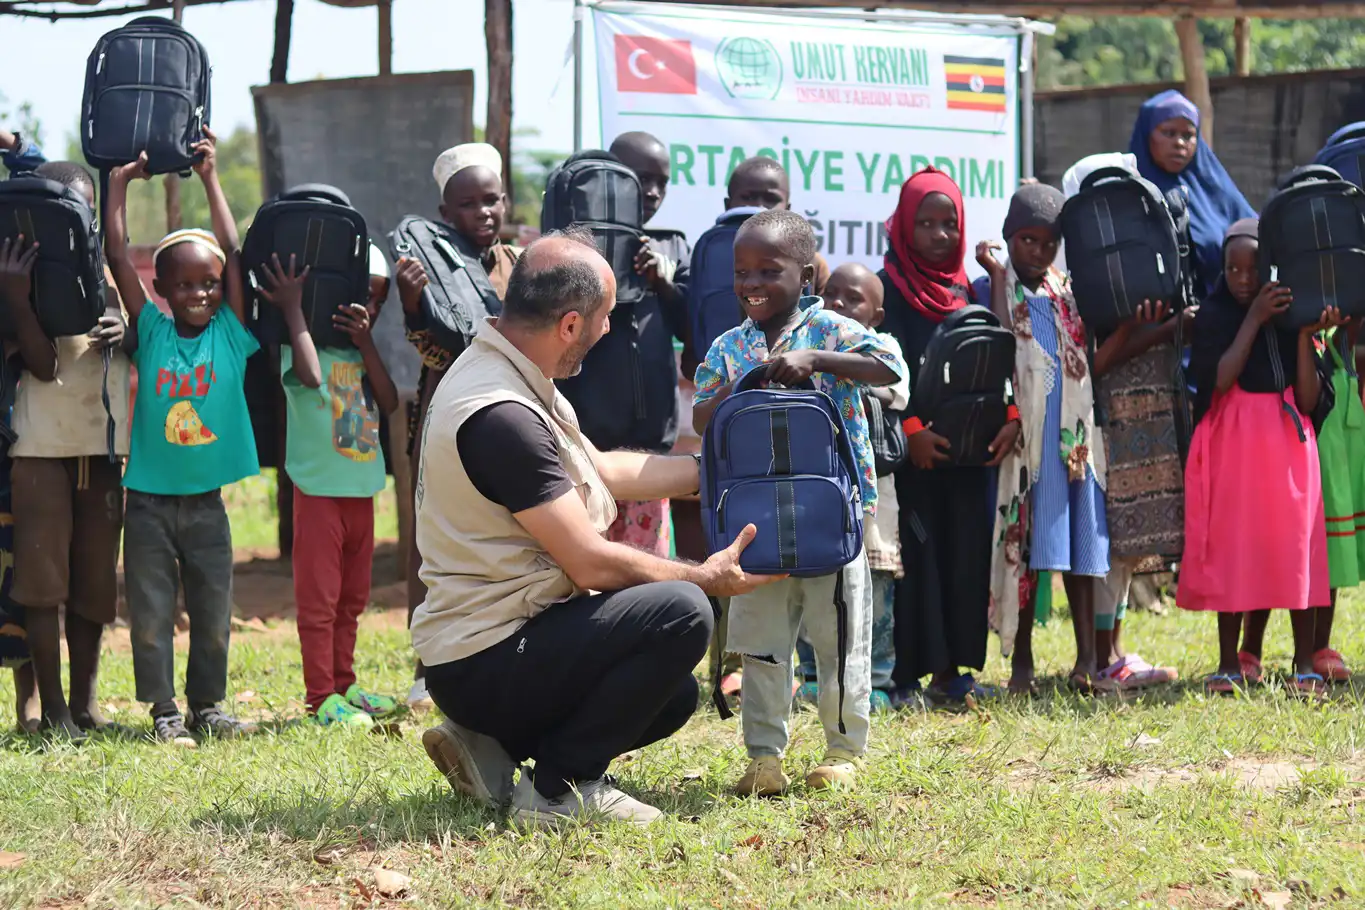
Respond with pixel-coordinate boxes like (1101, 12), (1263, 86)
(615, 35), (697, 95)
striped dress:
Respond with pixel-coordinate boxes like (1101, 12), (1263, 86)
(1024, 290), (1111, 576)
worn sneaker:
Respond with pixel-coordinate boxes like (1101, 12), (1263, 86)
(187, 704), (252, 739)
(407, 678), (434, 711)
(151, 711), (194, 744)
(421, 719), (515, 807)
(735, 756), (790, 797)
(315, 693), (374, 729)
(345, 685), (398, 718)
(805, 752), (863, 791)
(511, 772), (662, 827)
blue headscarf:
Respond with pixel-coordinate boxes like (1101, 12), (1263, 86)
(1128, 90), (1255, 297)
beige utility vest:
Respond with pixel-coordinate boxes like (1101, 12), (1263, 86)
(410, 320), (617, 666)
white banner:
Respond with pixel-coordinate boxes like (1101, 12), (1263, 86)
(586, 3), (1024, 273)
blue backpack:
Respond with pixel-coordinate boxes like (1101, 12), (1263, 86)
(688, 206), (763, 362)
(1315, 122), (1365, 188)
(700, 364), (863, 727)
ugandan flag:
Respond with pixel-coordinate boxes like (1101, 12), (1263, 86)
(944, 55), (1007, 112)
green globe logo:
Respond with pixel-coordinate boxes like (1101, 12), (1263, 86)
(716, 37), (783, 100)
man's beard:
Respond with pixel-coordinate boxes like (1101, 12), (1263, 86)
(556, 334), (595, 378)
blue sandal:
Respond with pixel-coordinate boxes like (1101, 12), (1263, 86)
(1205, 672), (1243, 694)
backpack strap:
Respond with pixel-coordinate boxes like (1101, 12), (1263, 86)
(833, 570), (848, 735)
(96, 167), (117, 463)
(710, 593), (734, 720)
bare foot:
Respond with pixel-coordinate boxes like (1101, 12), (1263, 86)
(14, 664), (39, 733)
(1007, 674), (1038, 697)
(40, 712), (89, 743)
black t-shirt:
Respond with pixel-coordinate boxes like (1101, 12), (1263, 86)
(456, 402), (573, 513)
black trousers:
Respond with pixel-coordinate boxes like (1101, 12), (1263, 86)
(425, 581), (713, 799)
(892, 464), (993, 685)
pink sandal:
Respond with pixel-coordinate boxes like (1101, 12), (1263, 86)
(1237, 651), (1264, 685)
(1312, 648), (1350, 682)
(1098, 654), (1179, 690)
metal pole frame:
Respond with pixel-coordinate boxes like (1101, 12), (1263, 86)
(573, 0), (586, 152)
(571, 1), (1051, 171)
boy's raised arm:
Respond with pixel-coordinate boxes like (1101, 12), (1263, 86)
(193, 128), (246, 325)
(104, 154), (151, 327)
(0, 237), (57, 381)
(259, 254), (322, 389)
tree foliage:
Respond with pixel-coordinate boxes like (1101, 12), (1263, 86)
(1037, 16), (1365, 90)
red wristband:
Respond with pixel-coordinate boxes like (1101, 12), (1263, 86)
(902, 416), (926, 435)
(1006, 404), (1020, 423)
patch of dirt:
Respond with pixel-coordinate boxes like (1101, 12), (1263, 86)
(1092, 759), (1317, 794)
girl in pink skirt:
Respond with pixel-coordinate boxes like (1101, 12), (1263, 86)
(1180, 218), (1337, 694)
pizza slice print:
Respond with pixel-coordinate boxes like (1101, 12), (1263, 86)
(164, 400), (219, 446)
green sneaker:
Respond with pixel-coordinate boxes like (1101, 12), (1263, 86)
(345, 685), (398, 718)
(315, 693), (374, 729)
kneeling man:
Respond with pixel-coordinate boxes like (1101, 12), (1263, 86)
(413, 228), (772, 826)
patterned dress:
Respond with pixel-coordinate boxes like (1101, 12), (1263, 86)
(1097, 344), (1185, 561)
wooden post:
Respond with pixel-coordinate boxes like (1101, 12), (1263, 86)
(163, 0), (186, 234)
(1176, 15), (1214, 149)
(270, 0), (294, 84)
(378, 0), (393, 76)
(1234, 16), (1252, 76)
(485, 0), (514, 207)
(268, 0), (295, 554)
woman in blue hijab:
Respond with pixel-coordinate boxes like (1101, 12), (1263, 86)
(1129, 89), (1256, 298)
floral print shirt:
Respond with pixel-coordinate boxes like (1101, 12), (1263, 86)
(693, 296), (906, 514)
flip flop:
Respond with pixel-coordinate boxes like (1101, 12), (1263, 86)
(1237, 651), (1264, 685)
(1204, 672), (1243, 694)
(1312, 648), (1350, 682)
(929, 673), (999, 705)
(1099, 654), (1179, 690)
(1289, 672), (1327, 698)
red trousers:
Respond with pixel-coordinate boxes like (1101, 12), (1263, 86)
(293, 488), (375, 711)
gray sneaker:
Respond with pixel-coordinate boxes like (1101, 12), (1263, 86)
(421, 720), (515, 807)
(511, 772), (662, 827)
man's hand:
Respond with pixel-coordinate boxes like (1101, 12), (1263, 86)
(334, 303), (374, 345)
(191, 125), (218, 178)
(985, 419), (1020, 467)
(0, 235), (38, 308)
(89, 315), (125, 350)
(907, 424), (952, 469)
(395, 257), (429, 315)
(765, 350), (822, 386)
(695, 524), (785, 597)
(258, 253), (309, 310)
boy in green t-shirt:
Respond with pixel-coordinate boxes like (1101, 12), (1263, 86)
(105, 132), (260, 742)
(261, 243), (399, 726)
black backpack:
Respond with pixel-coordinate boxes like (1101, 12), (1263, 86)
(389, 216), (503, 358)
(81, 16), (211, 175)
(863, 391), (907, 476)
(1061, 167), (1183, 334)
(1259, 164), (1365, 329)
(540, 150), (646, 305)
(243, 184), (368, 349)
(912, 305), (1015, 467)
(0, 177), (106, 340)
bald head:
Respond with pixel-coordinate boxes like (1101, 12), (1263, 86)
(823, 261), (885, 329)
(610, 131), (670, 222)
(502, 228), (614, 330)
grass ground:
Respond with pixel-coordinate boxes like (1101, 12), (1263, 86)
(4, 516), (1365, 906)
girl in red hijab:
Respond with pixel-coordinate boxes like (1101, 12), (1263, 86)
(883, 167), (974, 323)
(878, 167), (1012, 709)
